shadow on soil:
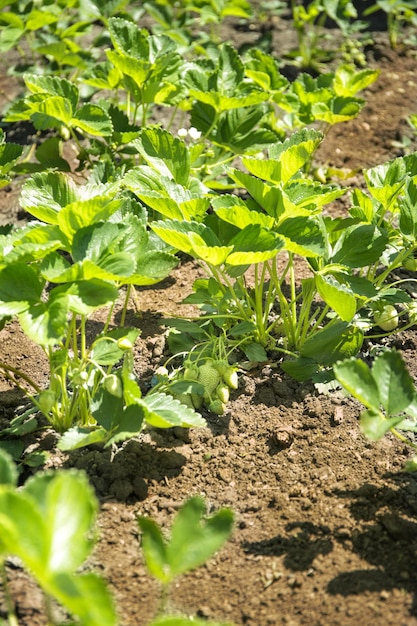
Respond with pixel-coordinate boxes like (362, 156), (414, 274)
(243, 473), (417, 614)
(329, 477), (417, 612)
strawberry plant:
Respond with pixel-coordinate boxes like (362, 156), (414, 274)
(0, 450), (235, 625)
(0, 171), (206, 447)
(289, 0), (359, 69)
(143, 0), (252, 52)
(0, 449), (117, 626)
(334, 349), (417, 469)
(0, 129), (23, 188)
(149, 130), (417, 390)
(151, 333), (240, 414)
(139, 495), (234, 617)
(364, 0), (417, 49)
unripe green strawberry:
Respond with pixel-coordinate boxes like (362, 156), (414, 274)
(404, 255), (417, 271)
(103, 374), (123, 398)
(191, 392), (203, 409)
(208, 399), (226, 415)
(37, 389), (56, 414)
(60, 126), (70, 141)
(223, 366), (238, 390)
(117, 337), (133, 351)
(72, 369), (89, 386)
(374, 305), (398, 331)
(214, 360), (228, 376)
(183, 366), (199, 381)
(408, 301), (417, 325)
(176, 393), (194, 408)
(198, 361), (221, 395)
(216, 383), (230, 404)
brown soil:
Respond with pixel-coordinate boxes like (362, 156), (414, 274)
(2, 10), (417, 626)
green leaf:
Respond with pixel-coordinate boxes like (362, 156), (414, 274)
(72, 104), (113, 137)
(268, 128), (323, 183)
(51, 280), (119, 315)
(18, 297), (68, 346)
(285, 179), (345, 208)
(245, 49), (289, 93)
(125, 251), (178, 286)
(72, 221), (125, 263)
(312, 97), (363, 125)
(142, 392), (206, 428)
(57, 197), (122, 242)
(216, 43), (244, 93)
(360, 409), (404, 441)
(137, 127), (190, 186)
(4, 225), (63, 264)
(0, 441), (25, 461)
(333, 65), (379, 97)
(212, 196), (274, 229)
(331, 224), (388, 267)
(139, 496), (233, 585)
(214, 106), (278, 152)
(278, 216), (325, 257)
(242, 342), (268, 362)
(189, 90), (267, 112)
(399, 178), (417, 238)
(227, 169), (282, 218)
(166, 496), (234, 579)
(109, 17), (149, 58)
(301, 322), (363, 367)
(20, 172), (77, 223)
(0, 491), (48, 568)
(372, 351), (415, 416)
(138, 515), (170, 583)
(106, 51), (150, 87)
(32, 96), (74, 129)
(34, 137), (70, 171)
(151, 220), (216, 256)
(57, 427), (108, 451)
(0, 449), (18, 486)
(91, 387), (125, 431)
(333, 357), (380, 411)
(24, 470), (97, 572)
(106, 404), (146, 446)
(24, 74), (79, 111)
(46, 571), (117, 626)
(91, 328), (139, 365)
(0, 264), (44, 315)
(281, 356), (319, 381)
(364, 156), (409, 206)
(315, 274), (356, 321)
(0, 139), (23, 173)
(189, 236), (233, 266)
(227, 224), (284, 265)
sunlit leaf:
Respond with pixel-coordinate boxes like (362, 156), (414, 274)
(372, 351), (415, 416)
(333, 357), (380, 411)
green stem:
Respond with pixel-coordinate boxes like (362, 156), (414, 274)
(202, 111), (220, 142)
(120, 285), (131, 327)
(390, 427), (417, 450)
(158, 582), (170, 617)
(207, 265), (252, 325)
(103, 300), (116, 335)
(80, 315), (87, 361)
(288, 253), (298, 333)
(0, 361), (42, 394)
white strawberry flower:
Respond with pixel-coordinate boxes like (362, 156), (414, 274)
(188, 126), (202, 140)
